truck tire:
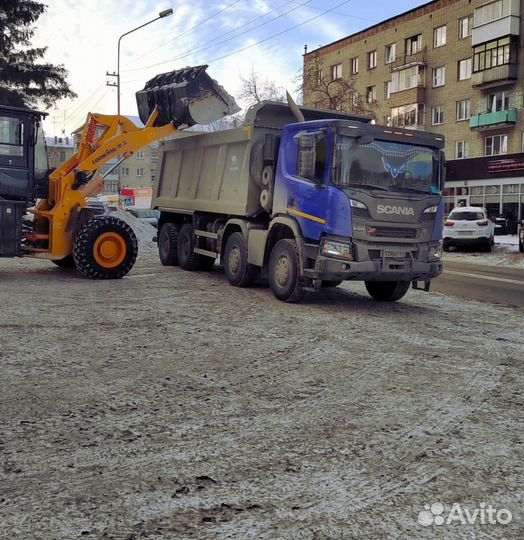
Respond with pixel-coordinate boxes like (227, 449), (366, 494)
(158, 223), (179, 266)
(52, 255), (76, 269)
(268, 239), (305, 303)
(73, 216), (138, 279)
(177, 223), (204, 271)
(365, 280), (410, 302)
(224, 232), (258, 287)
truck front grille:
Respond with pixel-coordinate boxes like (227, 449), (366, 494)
(371, 227), (417, 239)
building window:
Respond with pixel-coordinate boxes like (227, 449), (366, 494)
(331, 63), (342, 80)
(385, 43), (396, 64)
(432, 66), (446, 87)
(474, 0), (511, 27)
(350, 91), (359, 107)
(458, 58), (472, 80)
(367, 50), (377, 69)
(366, 85), (376, 103)
(59, 150), (66, 162)
(136, 150), (145, 159)
(391, 104), (425, 128)
(456, 140), (469, 159)
(122, 167), (129, 177)
(485, 134), (507, 156)
(384, 81), (392, 99)
(487, 91), (509, 112)
(391, 66), (421, 92)
(432, 105), (444, 125)
(316, 69), (323, 86)
(433, 25), (447, 48)
(351, 57), (359, 75)
(459, 16), (473, 38)
(456, 99), (471, 120)
(137, 168), (144, 177)
(473, 36), (516, 72)
(405, 34), (422, 55)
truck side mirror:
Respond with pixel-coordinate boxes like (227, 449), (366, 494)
(439, 151), (446, 192)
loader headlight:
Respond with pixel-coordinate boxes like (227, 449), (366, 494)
(321, 238), (354, 260)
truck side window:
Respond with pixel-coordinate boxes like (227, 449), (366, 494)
(0, 116), (24, 157)
(297, 131), (327, 182)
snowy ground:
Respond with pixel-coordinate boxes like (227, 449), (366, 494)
(0, 218), (522, 540)
(444, 235), (523, 269)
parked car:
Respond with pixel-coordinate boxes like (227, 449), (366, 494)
(127, 208), (160, 228)
(443, 206), (495, 252)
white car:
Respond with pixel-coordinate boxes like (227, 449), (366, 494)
(443, 206), (495, 252)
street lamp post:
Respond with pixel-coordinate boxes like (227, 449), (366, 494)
(106, 8), (173, 204)
(116, 8), (173, 115)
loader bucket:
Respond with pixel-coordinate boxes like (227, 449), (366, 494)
(136, 65), (240, 128)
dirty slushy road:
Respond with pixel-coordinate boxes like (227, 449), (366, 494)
(0, 248), (522, 540)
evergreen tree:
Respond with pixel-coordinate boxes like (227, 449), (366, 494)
(0, 0), (76, 108)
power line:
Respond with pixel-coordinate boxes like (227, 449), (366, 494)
(128, 0), (245, 66)
(123, 0), (315, 73)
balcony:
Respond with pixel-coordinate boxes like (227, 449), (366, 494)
(469, 108), (518, 130)
(388, 86), (425, 108)
(471, 63), (518, 87)
(390, 48), (426, 71)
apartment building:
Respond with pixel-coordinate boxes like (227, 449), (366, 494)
(45, 135), (75, 169)
(303, 0), (524, 224)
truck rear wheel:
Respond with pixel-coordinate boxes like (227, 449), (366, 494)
(158, 222), (179, 266)
(73, 216), (138, 279)
(268, 239), (305, 303)
(224, 232), (258, 287)
(365, 280), (410, 302)
(177, 223), (204, 271)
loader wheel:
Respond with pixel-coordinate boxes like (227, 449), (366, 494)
(268, 239), (305, 303)
(52, 255), (76, 269)
(158, 222), (179, 266)
(177, 223), (204, 271)
(73, 216), (138, 279)
(365, 281), (410, 302)
(223, 232), (258, 287)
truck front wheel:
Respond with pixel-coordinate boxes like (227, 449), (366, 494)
(365, 280), (410, 302)
(224, 232), (258, 287)
(158, 223), (179, 266)
(268, 239), (305, 303)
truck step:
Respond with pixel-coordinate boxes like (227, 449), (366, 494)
(194, 229), (218, 239)
(194, 247), (218, 259)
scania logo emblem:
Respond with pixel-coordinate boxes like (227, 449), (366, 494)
(376, 204), (415, 216)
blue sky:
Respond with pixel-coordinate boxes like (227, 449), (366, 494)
(35, 0), (428, 135)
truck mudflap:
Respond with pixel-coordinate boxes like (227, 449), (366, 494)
(136, 64), (240, 128)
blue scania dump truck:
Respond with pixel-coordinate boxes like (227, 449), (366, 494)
(152, 101), (445, 303)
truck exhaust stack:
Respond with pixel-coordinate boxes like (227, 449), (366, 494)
(136, 65), (240, 128)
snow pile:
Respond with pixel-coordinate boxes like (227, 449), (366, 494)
(112, 210), (156, 252)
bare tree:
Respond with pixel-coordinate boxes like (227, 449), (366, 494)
(300, 57), (379, 120)
(238, 68), (285, 107)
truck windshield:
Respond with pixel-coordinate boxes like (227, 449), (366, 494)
(334, 136), (439, 194)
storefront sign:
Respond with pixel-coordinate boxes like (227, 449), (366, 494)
(488, 158), (524, 173)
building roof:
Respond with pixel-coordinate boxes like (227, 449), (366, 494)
(45, 136), (74, 148)
(305, 0), (457, 59)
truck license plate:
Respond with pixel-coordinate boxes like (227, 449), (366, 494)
(382, 250), (406, 258)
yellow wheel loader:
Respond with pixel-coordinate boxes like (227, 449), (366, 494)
(0, 65), (238, 278)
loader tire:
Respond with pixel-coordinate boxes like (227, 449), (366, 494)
(177, 223), (204, 271)
(158, 222), (179, 266)
(365, 280), (410, 302)
(52, 255), (76, 269)
(73, 216), (138, 279)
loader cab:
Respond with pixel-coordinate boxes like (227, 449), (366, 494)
(0, 105), (48, 203)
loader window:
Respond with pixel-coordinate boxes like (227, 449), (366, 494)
(0, 116), (24, 157)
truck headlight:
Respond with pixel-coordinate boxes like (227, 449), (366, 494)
(348, 199), (368, 210)
(423, 205), (438, 214)
(428, 242), (442, 262)
(321, 238), (354, 260)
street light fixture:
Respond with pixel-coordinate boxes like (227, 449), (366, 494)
(115, 8), (173, 115)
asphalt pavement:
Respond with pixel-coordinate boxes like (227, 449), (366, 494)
(432, 259), (523, 308)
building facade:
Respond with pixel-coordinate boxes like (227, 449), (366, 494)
(303, 0), (523, 226)
(45, 135), (75, 169)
